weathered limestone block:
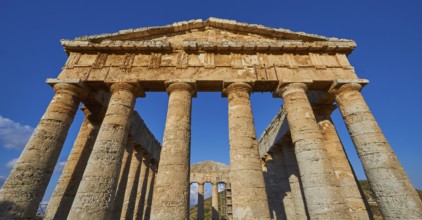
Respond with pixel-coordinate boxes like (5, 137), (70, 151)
(224, 82), (271, 219)
(275, 82), (351, 219)
(315, 108), (371, 220)
(282, 141), (308, 220)
(112, 141), (134, 219)
(134, 158), (150, 219)
(0, 83), (85, 219)
(263, 147), (296, 220)
(197, 182), (205, 220)
(45, 107), (103, 220)
(150, 81), (195, 219)
(331, 82), (422, 219)
(68, 82), (142, 219)
(212, 182), (219, 220)
(120, 149), (143, 220)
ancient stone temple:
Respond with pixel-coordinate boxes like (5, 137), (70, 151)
(1, 17), (421, 220)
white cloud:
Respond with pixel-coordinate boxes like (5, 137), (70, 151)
(5, 158), (18, 168)
(190, 183), (198, 207)
(0, 115), (33, 150)
(54, 160), (67, 172)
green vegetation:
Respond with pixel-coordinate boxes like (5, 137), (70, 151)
(189, 191), (227, 220)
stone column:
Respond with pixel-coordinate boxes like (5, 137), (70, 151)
(120, 148), (143, 219)
(223, 81), (271, 219)
(151, 80), (195, 219)
(331, 81), (422, 219)
(0, 83), (85, 218)
(111, 141), (133, 219)
(274, 82), (351, 219)
(197, 182), (205, 220)
(45, 106), (103, 220)
(212, 182), (219, 220)
(143, 165), (156, 220)
(314, 105), (371, 219)
(68, 82), (143, 219)
(281, 141), (308, 219)
(133, 158), (150, 219)
(263, 147), (296, 220)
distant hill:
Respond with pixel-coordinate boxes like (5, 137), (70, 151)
(189, 181), (422, 220)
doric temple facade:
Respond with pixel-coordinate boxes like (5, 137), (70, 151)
(0, 17), (422, 220)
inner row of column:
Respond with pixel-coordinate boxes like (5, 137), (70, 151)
(0, 80), (421, 220)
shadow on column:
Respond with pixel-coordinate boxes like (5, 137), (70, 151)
(111, 146), (133, 217)
(134, 164), (150, 219)
(52, 125), (98, 219)
(262, 152), (288, 220)
(212, 207), (219, 220)
(143, 171), (155, 220)
(123, 154), (142, 219)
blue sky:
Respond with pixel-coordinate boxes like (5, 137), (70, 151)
(0, 0), (421, 204)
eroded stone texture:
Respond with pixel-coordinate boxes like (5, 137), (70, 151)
(212, 182), (219, 220)
(45, 107), (103, 220)
(0, 83), (85, 219)
(224, 82), (271, 219)
(197, 182), (205, 220)
(150, 81), (195, 219)
(263, 147), (296, 220)
(275, 82), (351, 219)
(134, 158), (150, 219)
(120, 149), (143, 219)
(315, 107), (371, 220)
(332, 82), (422, 219)
(67, 83), (142, 219)
(282, 141), (308, 220)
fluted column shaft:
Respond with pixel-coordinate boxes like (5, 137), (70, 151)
(151, 81), (195, 219)
(121, 149), (143, 219)
(45, 107), (102, 220)
(197, 183), (205, 220)
(134, 158), (150, 219)
(68, 83), (142, 219)
(224, 82), (271, 219)
(212, 182), (219, 220)
(0, 83), (85, 219)
(282, 142), (308, 219)
(315, 109), (371, 220)
(275, 83), (350, 219)
(332, 82), (422, 219)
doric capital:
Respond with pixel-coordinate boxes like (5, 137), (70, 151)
(222, 81), (254, 97)
(110, 82), (145, 97)
(273, 82), (309, 98)
(165, 79), (196, 96)
(328, 79), (368, 95)
(53, 83), (88, 100)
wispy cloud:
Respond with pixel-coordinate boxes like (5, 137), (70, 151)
(0, 115), (33, 150)
(5, 158), (18, 168)
(0, 176), (6, 188)
(54, 160), (67, 172)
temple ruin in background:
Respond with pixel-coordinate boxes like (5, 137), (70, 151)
(0, 18), (421, 220)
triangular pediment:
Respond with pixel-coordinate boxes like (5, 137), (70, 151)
(71, 17), (350, 44)
(62, 18), (356, 54)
